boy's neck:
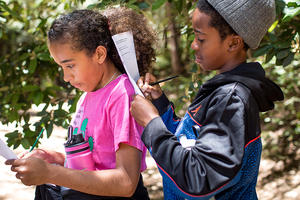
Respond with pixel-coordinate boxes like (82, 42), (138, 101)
(218, 51), (247, 74)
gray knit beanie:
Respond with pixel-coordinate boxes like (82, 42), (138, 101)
(206, 0), (276, 49)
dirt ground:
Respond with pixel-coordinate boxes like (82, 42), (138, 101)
(0, 123), (299, 200)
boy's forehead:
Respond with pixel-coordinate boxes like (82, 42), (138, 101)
(192, 9), (211, 32)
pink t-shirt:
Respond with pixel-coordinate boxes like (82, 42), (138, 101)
(70, 74), (147, 171)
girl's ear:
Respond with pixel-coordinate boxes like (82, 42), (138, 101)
(227, 35), (244, 52)
(94, 45), (107, 64)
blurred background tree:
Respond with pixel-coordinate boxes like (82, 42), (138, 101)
(0, 0), (299, 174)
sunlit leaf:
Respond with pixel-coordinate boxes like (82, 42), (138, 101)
(152, 0), (167, 10)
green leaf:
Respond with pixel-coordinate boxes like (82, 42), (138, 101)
(282, 52), (294, 67)
(24, 113), (30, 123)
(11, 93), (20, 105)
(0, 1), (23, 22)
(265, 49), (276, 63)
(276, 49), (290, 60)
(13, 140), (21, 149)
(275, 0), (286, 17)
(175, 0), (184, 13)
(8, 110), (19, 122)
(282, 7), (300, 22)
(287, 2), (298, 8)
(29, 57), (37, 74)
(274, 41), (291, 49)
(138, 2), (150, 9)
(269, 33), (277, 42)
(21, 138), (31, 149)
(5, 131), (19, 138)
(152, 0), (167, 10)
(268, 20), (278, 32)
(24, 128), (36, 138)
(253, 45), (272, 57)
(87, 3), (98, 9)
(37, 52), (50, 61)
(46, 122), (53, 138)
(22, 85), (39, 92)
(33, 92), (44, 105)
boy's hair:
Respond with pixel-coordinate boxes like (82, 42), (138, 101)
(202, 0), (276, 49)
(48, 8), (156, 76)
(103, 7), (156, 76)
(197, 0), (235, 40)
(197, 0), (249, 50)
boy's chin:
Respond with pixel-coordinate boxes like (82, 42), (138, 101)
(197, 64), (210, 72)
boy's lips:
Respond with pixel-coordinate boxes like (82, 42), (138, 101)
(195, 56), (202, 64)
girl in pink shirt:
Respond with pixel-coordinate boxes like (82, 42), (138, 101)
(6, 7), (156, 200)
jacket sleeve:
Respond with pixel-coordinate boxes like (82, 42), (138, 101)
(151, 93), (181, 134)
(142, 90), (248, 196)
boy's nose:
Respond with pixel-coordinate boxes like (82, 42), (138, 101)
(191, 39), (199, 51)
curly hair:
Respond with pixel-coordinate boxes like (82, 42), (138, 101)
(47, 8), (156, 76)
(102, 7), (156, 76)
(197, 0), (249, 50)
(47, 9), (125, 74)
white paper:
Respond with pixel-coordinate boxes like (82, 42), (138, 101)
(179, 135), (196, 150)
(0, 138), (18, 160)
(112, 31), (144, 97)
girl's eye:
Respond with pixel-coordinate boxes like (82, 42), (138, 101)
(66, 64), (74, 69)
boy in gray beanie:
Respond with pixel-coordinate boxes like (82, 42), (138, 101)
(130, 0), (283, 199)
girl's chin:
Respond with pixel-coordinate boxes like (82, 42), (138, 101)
(73, 84), (85, 91)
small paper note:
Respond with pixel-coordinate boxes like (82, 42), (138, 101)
(0, 138), (18, 160)
(112, 31), (144, 97)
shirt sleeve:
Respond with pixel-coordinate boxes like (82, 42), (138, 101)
(152, 93), (181, 134)
(108, 81), (144, 152)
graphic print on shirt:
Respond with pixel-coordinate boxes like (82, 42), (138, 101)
(71, 103), (85, 128)
(88, 136), (94, 151)
(70, 100), (95, 152)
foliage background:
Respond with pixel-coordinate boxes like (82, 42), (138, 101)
(0, 0), (299, 183)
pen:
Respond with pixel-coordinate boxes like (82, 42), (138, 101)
(149, 75), (179, 86)
(29, 128), (44, 152)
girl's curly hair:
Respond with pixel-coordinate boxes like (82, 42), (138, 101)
(102, 7), (156, 76)
(47, 8), (156, 76)
(48, 9), (125, 74)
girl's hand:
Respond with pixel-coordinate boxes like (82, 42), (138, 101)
(130, 95), (159, 127)
(5, 157), (50, 186)
(138, 73), (163, 100)
(19, 149), (65, 166)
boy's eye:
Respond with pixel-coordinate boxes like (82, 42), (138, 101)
(197, 38), (204, 43)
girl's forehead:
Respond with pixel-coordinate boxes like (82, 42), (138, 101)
(48, 43), (79, 63)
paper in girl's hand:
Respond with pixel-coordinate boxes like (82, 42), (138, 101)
(112, 31), (144, 97)
(0, 138), (18, 160)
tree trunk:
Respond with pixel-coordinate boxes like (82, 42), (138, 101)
(166, 2), (184, 74)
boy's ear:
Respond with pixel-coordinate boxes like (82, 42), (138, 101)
(227, 35), (244, 52)
(94, 46), (107, 64)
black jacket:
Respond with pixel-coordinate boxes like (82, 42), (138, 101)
(142, 62), (283, 199)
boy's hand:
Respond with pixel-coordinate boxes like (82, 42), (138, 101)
(5, 157), (50, 186)
(138, 73), (163, 100)
(130, 95), (159, 127)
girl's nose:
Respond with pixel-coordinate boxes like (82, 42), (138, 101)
(63, 68), (72, 83)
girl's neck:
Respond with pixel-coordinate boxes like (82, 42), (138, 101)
(95, 60), (121, 91)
